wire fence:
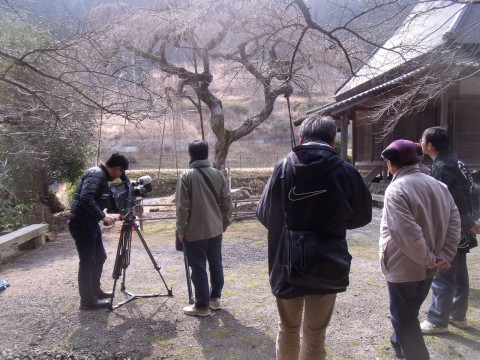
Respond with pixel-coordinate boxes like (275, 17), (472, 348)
(136, 198), (260, 230)
(102, 142), (292, 171)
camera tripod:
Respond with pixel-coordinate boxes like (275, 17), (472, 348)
(108, 211), (173, 311)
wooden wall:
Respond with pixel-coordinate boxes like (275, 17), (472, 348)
(353, 107), (436, 164)
(454, 98), (480, 170)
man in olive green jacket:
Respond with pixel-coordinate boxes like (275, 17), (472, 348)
(176, 140), (233, 316)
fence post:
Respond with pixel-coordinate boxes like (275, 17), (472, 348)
(233, 200), (238, 222)
(138, 198), (144, 231)
(227, 160), (232, 192)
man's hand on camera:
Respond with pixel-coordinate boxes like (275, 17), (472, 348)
(178, 233), (185, 242)
(102, 216), (115, 226)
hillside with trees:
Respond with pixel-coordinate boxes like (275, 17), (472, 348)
(1, 0), (441, 229)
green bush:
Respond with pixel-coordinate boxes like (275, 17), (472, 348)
(0, 180), (36, 231)
(335, 139), (352, 163)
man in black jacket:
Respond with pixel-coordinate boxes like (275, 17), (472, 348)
(69, 153), (129, 310)
(420, 127), (480, 333)
(256, 115), (372, 360)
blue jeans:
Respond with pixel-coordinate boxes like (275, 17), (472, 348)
(186, 235), (224, 308)
(427, 252), (469, 326)
(388, 279), (433, 360)
(69, 217), (107, 303)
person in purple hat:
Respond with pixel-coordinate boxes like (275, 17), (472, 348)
(379, 139), (460, 359)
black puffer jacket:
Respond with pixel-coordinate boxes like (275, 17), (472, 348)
(431, 151), (477, 252)
(70, 164), (112, 222)
(256, 143), (373, 298)
(431, 151), (475, 229)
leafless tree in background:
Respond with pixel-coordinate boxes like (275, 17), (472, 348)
(85, 0), (357, 168)
(0, 0), (167, 226)
(1, 0), (428, 173)
(3, 0), (467, 227)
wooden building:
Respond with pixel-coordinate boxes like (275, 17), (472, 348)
(306, 1), (480, 181)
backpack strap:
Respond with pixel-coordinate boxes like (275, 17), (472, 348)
(281, 158), (288, 225)
(194, 167), (220, 205)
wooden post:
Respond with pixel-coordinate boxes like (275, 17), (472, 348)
(340, 115), (349, 161)
(440, 91), (448, 128)
(233, 200), (238, 222)
(227, 160), (232, 192)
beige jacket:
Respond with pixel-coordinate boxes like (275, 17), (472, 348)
(175, 160), (233, 241)
(379, 165), (460, 283)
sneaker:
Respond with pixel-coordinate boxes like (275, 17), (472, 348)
(209, 297), (221, 310)
(420, 320), (448, 334)
(450, 317), (469, 329)
(183, 304), (211, 317)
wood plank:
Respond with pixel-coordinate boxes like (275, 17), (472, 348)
(0, 224), (49, 251)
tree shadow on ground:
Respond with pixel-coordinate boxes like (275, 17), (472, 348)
(425, 326), (480, 355)
(468, 287), (480, 310)
(193, 309), (275, 360)
(70, 299), (177, 359)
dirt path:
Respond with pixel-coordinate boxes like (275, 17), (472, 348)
(1, 208), (479, 359)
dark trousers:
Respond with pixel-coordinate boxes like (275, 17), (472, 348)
(69, 217), (107, 303)
(388, 279), (433, 360)
(186, 235), (224, 308)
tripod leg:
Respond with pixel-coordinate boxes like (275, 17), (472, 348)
(108, 278), (119, 311)
(133, 223), (173, 296)
(120, 225), (132, 291)
(112, 228), (126, 280)
(110, 224), (132, 301)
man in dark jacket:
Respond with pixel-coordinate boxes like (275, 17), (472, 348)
(420, 127), (480, 333)
(256, 115), (372, 360)
(69, 153), (129, 310)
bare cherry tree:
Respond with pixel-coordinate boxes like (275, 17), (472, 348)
(0, 0), (167, 223)
(85, 0), (351, 168)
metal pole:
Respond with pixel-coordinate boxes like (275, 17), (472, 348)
(96, 110), (103, 166)
(193, 51), (205, 141)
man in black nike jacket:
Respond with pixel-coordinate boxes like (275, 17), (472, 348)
(256, 115), (372, 360)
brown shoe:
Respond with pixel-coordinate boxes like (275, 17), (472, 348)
(79, 299), (110, 310)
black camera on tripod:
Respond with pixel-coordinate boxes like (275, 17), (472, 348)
(105, 174), (153, 216)
(106, 173), (173, 311)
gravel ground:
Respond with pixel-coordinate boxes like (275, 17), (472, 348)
(1, 207), (479, 359)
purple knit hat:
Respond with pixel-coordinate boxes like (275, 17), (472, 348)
(381, 139), (419, 164)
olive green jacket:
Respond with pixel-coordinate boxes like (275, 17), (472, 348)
(175, 160), (233, 241)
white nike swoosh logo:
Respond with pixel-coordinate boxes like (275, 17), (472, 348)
(288, 186), (327, 201)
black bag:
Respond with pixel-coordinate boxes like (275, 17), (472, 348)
(282, 229), (352, 289)
(175, 230), (183, 252)
(280, 158), (352, 290)
(458, 227), (478, 250)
